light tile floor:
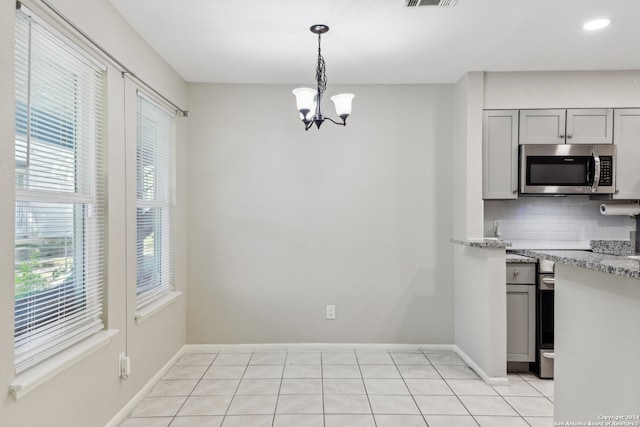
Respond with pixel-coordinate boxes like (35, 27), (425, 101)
(119, 348), (553, 427)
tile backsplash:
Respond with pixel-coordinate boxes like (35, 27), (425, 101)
(484, 198), (633, 249)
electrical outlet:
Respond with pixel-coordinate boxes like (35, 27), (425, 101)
(119, 352), (131, 379)
(326, 305), (336, 320)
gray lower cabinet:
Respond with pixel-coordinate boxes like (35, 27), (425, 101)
(506, 264), (536, 362)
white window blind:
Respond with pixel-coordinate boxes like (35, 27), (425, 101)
(14, 9), (106, 374)
(136, 93), (175, 309)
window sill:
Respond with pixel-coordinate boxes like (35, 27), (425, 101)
(135, 291), (182, 324)
(9, 329), (119, 400)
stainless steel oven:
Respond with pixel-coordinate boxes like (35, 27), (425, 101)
(520, 144), (616, 195)
(537, 259), (555, 379)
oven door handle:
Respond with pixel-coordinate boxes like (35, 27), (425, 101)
(541, 277), (555, 287)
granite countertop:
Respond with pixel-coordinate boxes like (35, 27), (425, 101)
(506, 253), (537, 264)
(450, 238), (511, 249)
(589, 239), (635, 256)
(522, 250), (640, 280)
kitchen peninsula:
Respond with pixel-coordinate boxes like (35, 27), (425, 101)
(522, 250), (640, 424)
(451, 238), (510, 386)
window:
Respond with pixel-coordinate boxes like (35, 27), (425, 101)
(14, 9), (106, 373)
(136, 93), (175, 309)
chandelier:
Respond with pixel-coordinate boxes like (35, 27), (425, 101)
(292, 25), (354, 131)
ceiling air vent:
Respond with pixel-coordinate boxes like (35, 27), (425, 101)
(405, 0), (458, 7)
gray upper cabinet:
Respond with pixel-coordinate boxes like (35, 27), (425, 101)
(519, 108), (613, 145)
(612, 109), (640, 200)
(519, 109), (566, 144)
(567, 109), (613, 144)
(482, 110), (519, 200)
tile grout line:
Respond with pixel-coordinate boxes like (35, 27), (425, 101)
(520, 374), (556, 417)
(220, 351), (251, 423)
(421, 350), (481, 427)
(320, 351), (325, 427)
(169, 351), (219, 424)
(269, 350), (286, 427)
(450, 380), (522, 426)
(353, 349), (377, 427)
(522, 375), (555, 403)
(412, 350), (450, 426)
(488, 381), (528, 426)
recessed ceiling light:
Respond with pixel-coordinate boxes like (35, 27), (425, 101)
(583, 18), (611, 31)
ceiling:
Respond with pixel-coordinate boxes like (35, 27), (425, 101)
(109, 0), (640, 85)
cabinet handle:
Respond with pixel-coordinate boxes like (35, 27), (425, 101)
(559, 134), (565, 139)
(567, 134), (573, 139)
(514, 270), (519, 276)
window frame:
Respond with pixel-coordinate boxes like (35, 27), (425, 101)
(13, 6), (106, 375)
(135, 91), (176, 311)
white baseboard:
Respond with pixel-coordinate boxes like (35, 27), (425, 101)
(104, 345), (189, 427)
(452, 344), (509, 386)
(184, 342), (456, 353)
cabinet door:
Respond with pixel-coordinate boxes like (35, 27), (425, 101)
(613, 109), (640, 199)
(566, 108), (613, 144)
(482, 110), (518, 199)
(507, 284), (536, 362)
(519, 109), (566, 145)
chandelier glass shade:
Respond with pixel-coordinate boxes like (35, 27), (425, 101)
(293, 25), (354, 130)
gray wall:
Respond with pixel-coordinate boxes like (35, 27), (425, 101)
(186, 83), (455, 344)
(484, 70), (640, 109)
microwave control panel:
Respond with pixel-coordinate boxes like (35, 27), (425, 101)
(600, 156), (613, 186)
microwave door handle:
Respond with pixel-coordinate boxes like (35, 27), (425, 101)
(591, 150), (601, 192)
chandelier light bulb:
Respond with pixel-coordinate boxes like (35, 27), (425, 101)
(292, 87), (316, 121)
(330, 93), (355, 119)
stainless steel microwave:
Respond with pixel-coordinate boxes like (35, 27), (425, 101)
(520, 144), (616, 195)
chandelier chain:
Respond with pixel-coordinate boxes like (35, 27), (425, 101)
(315, 33), (327, 95)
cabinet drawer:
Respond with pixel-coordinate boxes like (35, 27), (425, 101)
(506, 264), (536, 284)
